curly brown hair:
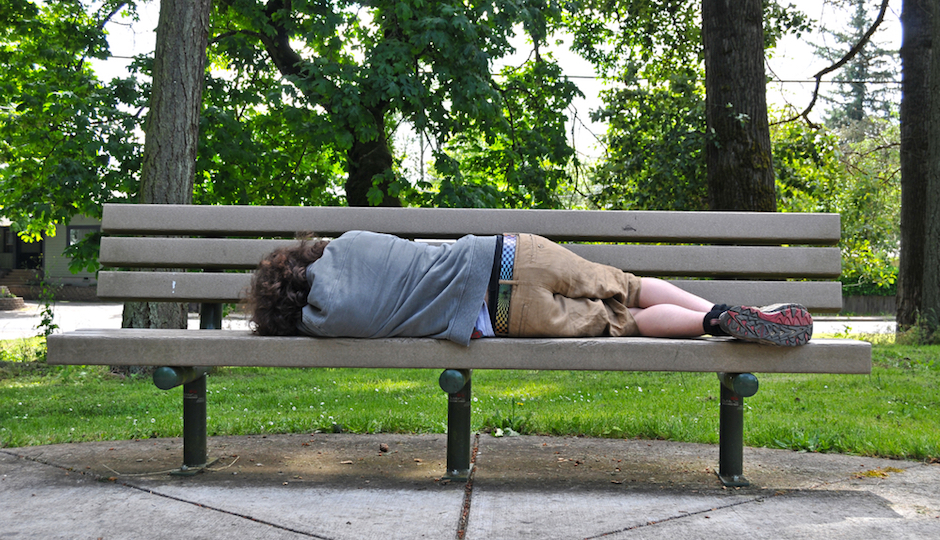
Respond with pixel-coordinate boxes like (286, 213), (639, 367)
(248, 238), (330, 336)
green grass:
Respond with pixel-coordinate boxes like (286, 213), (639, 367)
(2, 334), (938, 461)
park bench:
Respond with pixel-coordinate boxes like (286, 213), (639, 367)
(47, 203), (872, 486)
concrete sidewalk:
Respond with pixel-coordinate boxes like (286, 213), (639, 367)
(3, 434), (938, 539)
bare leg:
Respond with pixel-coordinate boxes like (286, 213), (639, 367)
(637, 277), (714, 312)
(628, 278), (721, 337)
(629, 305), (708, 338)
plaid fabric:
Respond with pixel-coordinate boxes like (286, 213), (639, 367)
(493, 234), (516, 335)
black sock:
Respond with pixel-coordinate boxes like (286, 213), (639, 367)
(703, 304), (731, 336)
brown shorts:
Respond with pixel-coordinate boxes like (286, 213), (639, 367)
(502, 234), (642, 337)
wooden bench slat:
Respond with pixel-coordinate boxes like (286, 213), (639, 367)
(99, 238), (295, 269)
(96, 272), (250, 303)
(99, 237), (841, 278)
(569, 245), (841, 278)
(669, 280), (843, 312)
(100, 204), (841, 245)
(95, 271), (844, 312)
(47, 330), (871, 374)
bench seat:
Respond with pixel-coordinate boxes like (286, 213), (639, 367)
(51, 330), (870, 374)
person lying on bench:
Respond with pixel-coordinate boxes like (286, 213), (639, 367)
(247, 231), (813, 347)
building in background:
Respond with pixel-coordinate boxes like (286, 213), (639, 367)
(0, 216), (99, 299)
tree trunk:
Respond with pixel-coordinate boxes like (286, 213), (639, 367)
(121, 0), (211, 356)
(702, 0), (776, 211)
(923, 0), (940, 335)
(345, 107), (401, 207)
(897, 0), (932, 332)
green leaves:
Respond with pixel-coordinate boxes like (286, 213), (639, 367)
(772, 117), (900, 296)
(0, 1), (143, 244)
(213, 0), (575, 206)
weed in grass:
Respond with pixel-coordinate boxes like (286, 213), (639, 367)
(480, 395), (532, 434)
(0, 337), (46, 363)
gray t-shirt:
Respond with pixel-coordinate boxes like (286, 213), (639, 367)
(298, 231), (497, 346)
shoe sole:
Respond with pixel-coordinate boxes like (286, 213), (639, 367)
(718, 304), (813, 346)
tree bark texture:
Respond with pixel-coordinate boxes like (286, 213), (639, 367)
(923, 0), (940, 332)
(138, 0), (210, 206)
(702, 0), (776, 211)
(123, 0), (211, 339)
(897, 0), (933, 330)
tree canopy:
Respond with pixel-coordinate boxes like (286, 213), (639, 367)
(0, 0), (141, 247)
(0, 0), (904, 299)
(210, 0), (579, 207)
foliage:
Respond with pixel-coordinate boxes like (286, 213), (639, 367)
(0, 0), (142, 242)
(196, 52), (345, 206)
(417, 59), (582, 208)
(0, 337), (46, 365)
(564, 0), (705, 210)
(814, 0), (899, 127)
(772, 114), (900, 296)
(1, 1), (583, 271)
(36, 276), (60, 339)
(589, 67), (708, 210)
(565, 0), (811, 211)
(212, 0), (578, 206)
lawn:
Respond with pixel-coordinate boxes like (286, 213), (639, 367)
(2, 334), (938, 461)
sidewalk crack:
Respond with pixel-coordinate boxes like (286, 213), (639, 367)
(455, 433), (481, 540)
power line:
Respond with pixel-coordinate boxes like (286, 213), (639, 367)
(771, 79), (901, 85)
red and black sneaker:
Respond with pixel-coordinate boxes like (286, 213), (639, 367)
(718, 304), (813, 346)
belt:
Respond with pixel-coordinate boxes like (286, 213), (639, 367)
(493, 234), (516, 335)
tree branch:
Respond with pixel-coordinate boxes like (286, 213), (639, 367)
(773, 0), (890, 127)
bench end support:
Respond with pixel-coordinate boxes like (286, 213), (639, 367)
(717, 372), (757, 488)
(440, 369), (473, 480)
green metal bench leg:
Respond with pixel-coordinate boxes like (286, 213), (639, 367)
(153, 302), (222, 474)
(177, 301), (222, 469)
(153, 366), (210, 473)
(439, 369), (473, 480)
(717, 372), (759, 487)
(182, 375), (208, 469)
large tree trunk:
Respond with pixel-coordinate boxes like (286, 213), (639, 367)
(701, 0), (776, 211)
(122, 0), (211, 349)
(897, 0), (933, 332)
(923, 0), (940, 334)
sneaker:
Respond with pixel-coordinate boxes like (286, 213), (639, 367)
(718, 304), (813, 346)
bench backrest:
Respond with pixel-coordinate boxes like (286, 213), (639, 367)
(96, 204), (844, 313)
